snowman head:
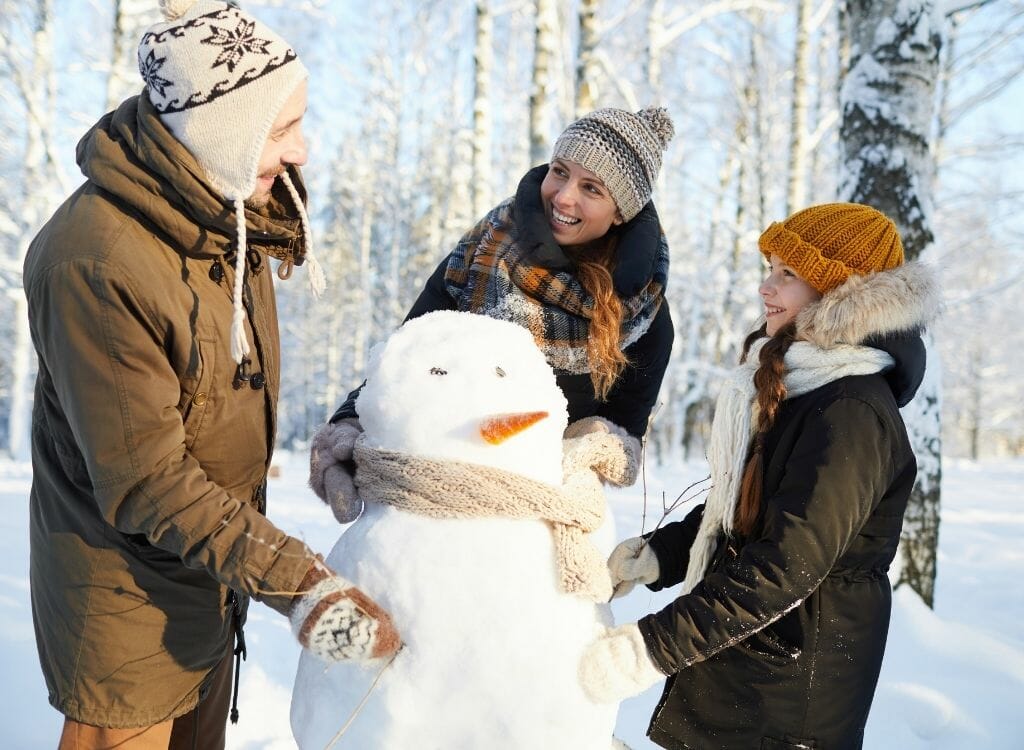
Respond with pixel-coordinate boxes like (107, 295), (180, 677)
(358, 311), (568, 486)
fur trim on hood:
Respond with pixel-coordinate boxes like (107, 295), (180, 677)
(796, 261), (941, 348)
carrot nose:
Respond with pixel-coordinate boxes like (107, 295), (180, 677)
(479, 411), (549, 445)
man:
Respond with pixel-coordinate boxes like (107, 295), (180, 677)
(23, 2), (398, 748)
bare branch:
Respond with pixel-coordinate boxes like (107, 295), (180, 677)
(655, 0), (785, 54)
(594, 49), (639, 110)
(946, 0), (999, 18)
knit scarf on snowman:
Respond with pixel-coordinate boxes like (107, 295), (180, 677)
(353, 436), (614, 602)
(680, 338), (894, 594)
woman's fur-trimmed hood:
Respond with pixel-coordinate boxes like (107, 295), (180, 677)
(796, 261), (940, 348)
(794, 261), (940, 407)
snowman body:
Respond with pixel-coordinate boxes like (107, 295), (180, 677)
(291, 311), (618, 749)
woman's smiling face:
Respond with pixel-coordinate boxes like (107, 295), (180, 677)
(759, 253), (822, 335)
(540, 158), (622, 247)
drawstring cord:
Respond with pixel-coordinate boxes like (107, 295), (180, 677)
(230, 591), (247, 724)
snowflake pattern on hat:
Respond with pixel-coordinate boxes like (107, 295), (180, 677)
(204, 17), (272, 72)
(138, 5), (297, 115)
(139, 50), (172, 97)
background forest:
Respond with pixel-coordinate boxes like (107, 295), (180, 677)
(1, 0), (1022, 608)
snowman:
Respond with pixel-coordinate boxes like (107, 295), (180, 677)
(291, 310), (629, 749)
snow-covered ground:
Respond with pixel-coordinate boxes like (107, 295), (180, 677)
(1, 454), (1022, 748)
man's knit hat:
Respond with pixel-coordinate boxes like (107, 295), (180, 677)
(550, 106), (674, 222)
(138, 0), (324, 363)
(758, 203), (904, 294)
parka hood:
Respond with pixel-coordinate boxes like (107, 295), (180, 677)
(796, 261), (940, 406)
(76, 94), (310, 265)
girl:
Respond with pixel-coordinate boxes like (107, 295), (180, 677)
(312, 107), (676, 520)
(580, 203), (938, 749)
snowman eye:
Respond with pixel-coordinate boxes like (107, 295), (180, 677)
(429, 367), (448, 376)
(495, 366), (506, 378)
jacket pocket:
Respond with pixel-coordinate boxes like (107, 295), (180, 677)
(121, 530), (181, 565)
(761, 736), (819, 749)
(50, 431), (92, 484)
(178, 338), (216, 451)
(739, 625), (802, 666)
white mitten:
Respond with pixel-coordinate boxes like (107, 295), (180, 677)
(309, 418), (363, 523)
(563, 416), (641, 487)
(579, 623), (666, 704)
(289, 562), (401, 662)
(607, 536), (660, 598)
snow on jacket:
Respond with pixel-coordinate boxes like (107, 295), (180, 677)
(23, 95), (319, 727)
(638, 262), (936, 749)
(403, 165), (674, 437)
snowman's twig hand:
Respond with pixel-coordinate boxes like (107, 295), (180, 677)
(325, 648), (403, 749)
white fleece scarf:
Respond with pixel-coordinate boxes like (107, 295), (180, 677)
(681, 338), (894, 594)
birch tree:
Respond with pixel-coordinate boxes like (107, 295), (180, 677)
(838, 0), (944, 606)
(575, 0), (600, 115)
(786, 0), (812, 213)
(0, 0), (70, 459)
(529, 0), (558, 165)
(932, 1), (1024, 459)
(105, 0), (152, 110)
(473, 0), (494, 219)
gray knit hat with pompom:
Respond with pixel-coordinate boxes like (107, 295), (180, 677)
(550, 106), (674, 222)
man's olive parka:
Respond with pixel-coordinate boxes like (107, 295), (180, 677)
(24, 94), (318, 728)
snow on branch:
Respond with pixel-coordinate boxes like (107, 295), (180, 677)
(654, 0), (786, 54)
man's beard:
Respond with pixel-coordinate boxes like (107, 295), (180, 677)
(244, 192), (272, 210)
(245, 168), (286, 209)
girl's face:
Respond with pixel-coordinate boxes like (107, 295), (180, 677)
(759, 253), (822, 335)
(540, 158), (623, 247)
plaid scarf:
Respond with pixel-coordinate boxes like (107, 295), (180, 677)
(443, 165), (669, 374)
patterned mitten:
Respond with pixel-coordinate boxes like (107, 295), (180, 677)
(607, 536), (660, 598)
(579, 623), (666, 704)
(563, 416), (641, 487)
(289, 562), (401, 662)
(309, 418), (363, 523)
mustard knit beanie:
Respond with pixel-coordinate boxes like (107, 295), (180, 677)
(758, 203), (904, 294)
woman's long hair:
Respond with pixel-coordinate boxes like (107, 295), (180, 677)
(565, 233), (627, 401)
(734, 321), (798, 535)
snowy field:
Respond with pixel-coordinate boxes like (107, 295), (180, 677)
(1, 453), (1022, 749)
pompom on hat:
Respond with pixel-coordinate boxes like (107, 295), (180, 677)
(758, 202), (904, 294)
(550, 106), (674, 222)
(139, 0), (325, 363)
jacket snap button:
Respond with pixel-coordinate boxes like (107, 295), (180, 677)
(193, 392), (208, 406)
(250, 372), (266, 390)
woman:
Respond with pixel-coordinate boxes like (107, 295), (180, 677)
(311, 107), (677, 521)
(580, 203), (938, 749)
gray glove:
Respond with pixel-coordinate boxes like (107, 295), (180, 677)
(309, 418), (363, 523)
(607, 536), (660, 599)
